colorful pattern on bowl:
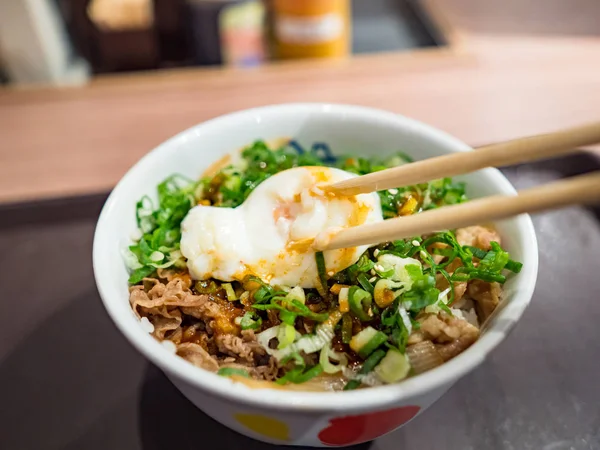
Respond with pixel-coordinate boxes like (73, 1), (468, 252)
(234, 413), (291, 441)
(170, 373), (448, 446)
(317, 406), (421, 446)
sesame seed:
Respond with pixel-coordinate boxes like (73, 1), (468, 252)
(327, 271), (335, 276)
(388, 188), (398, 195)
(369, 276), (377, 283)
(370, 269), (377, 276)
(375, 264), (385, 272)
(373, 249), (380, 257)
(412, 240), (420, 246)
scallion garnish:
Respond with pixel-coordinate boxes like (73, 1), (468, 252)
(252, 297), (329, 323)
(357, 273), (374, 294)
(343, 349), (387, 390)
(218, 368), (251, 378)
(239, 311), (262, 331)
(348, 286), (373, 322)
(505, 259), (523, 273)
(341, 313), (353, 344)
(315, 251), (329, 298)
(275, 352), (324, 385)
(357, 331), (388, 359)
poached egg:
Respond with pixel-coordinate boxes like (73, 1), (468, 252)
(180, 166), (383, 288)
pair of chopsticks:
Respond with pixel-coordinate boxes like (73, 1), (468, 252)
(308, 122), (600, 251)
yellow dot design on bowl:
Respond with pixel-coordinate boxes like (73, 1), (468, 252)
(234, 413), (290, 441)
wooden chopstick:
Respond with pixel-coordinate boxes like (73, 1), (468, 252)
(309, 171), (600, 251)
(326, 121), (600, 196)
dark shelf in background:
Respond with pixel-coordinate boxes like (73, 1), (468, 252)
(352, 0), (444, 54)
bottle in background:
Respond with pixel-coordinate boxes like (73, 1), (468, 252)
(186, 0), (266, 67)
(269, 0), (351, 60)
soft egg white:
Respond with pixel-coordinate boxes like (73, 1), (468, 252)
(180, 166), (383, 288)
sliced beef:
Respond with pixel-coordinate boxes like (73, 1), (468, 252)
(407, 312), (480, 361)
(215, 330), (267, 364)
(467, 279), (502, 322)
(176, 343), (219, 372)
(456, 226), (501, 251)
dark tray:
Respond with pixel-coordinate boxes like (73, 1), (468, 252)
(0, 153), (598, 450)
(351, 0), (445, 54)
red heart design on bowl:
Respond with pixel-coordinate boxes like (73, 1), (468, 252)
(317, 405), (421, 446)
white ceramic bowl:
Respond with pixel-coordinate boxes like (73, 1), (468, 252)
(93, 103), (538, 447)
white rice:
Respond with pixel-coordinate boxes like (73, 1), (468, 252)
(140, 316), (155, 334)
(161, 340), (177, 353)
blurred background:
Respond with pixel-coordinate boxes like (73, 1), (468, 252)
(1, 0), (599, 86)
(1, 0), (599, 201)
(1, 1), (600, 450)
(0, 0), (446, 84)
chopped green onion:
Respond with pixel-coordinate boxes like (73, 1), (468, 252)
(454, 267), (506, 284)
(149, 251), (164, 262)
(401, 273), (439, 312)
(195, 280), (219, 294)
(438, 269), (455, 305)
(218, 368), (250, 378)
(465, 245), (487, 260)
(361, 348), (387, 372)
(128, 266), (155, 284)
(278, 364), (324, 385)
(320, 344), (348, 374)
(222, 283), (237, 301)
(252, 297), (329, 323)
(357, 331), (388, 359)
(506, 259), (523, 273)
(253, 285), (275, 303)
(341, 313), (353, 344)
(431, 247), (455, 257)
(374, 265), (395, 278)
(348, 286), (372, 321)
(350, 326), (379, 354)
(357, 273), (374, 294)
(122, 248), (144, 271)
(346, 254), (375, 282)
(356, 254), (375, 272)
(277, 323), (297, 349)
(279, 309), (297, 325)
(374, 349), (411, 383)
(239, 311), (262, 331)
(479, 241), (509, 272)
(472, 270), (506, 283)
(315, 251), (329, 298)
(288, 299), (329, 322)
(343, 349), (387, 390)
(276, 352), (324, 384)
(286, 286), (306, 304)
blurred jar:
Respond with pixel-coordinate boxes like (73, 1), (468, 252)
(269, 0), (350, 60)
(186, 0), (266, 67)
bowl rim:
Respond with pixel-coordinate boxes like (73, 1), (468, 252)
(94, 103), (538, 412)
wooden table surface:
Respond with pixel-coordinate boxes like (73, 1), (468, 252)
(1, 1), (599, 204)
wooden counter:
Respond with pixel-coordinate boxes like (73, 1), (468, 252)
(1, 1), (600, 204)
